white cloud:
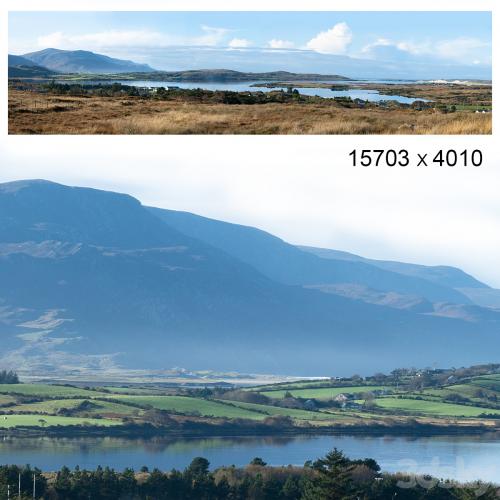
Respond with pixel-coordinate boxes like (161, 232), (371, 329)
(306, 22), (352, 55)
(228, 38), (252, 48)
(196, 25), (231, 47)
(36, 26), (231, 51)
(362, 36), (491, 65)
(434, 37), (490, 63)
(267, 39), (294, 49)
(38, 30), (170, 49)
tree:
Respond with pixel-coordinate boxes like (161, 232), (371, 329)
(303, 449), (358, 499)
(186, 457), (210, 477)
(250, 457), (267, 466)
(281, 476), (302, 499)
(54, 466), (73, 497)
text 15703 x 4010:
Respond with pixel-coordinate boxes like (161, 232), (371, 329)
(349, 149), (483, 167)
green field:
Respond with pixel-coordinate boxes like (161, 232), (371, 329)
(469, 375), (500, 392)
(423, 384), (498, 401)
(102, 386), (164, 395)
(9, 398), (138, 416)
(110, 395), (268, 420)
(0, 414), (119, 428)
(259, 386), (389, 400)
(1, 371), (499, 432)
(246, 379), (331, 391)
(0, 384), (105, 398)
(372, 398), (500, 417)
(218, 400), (342, 421)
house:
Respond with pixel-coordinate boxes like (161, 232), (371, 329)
(334, 393), (348, 403)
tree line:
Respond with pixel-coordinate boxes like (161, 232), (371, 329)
(0, 449), (496, 499)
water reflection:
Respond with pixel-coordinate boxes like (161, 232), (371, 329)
(72, 80), (425, 104)
(1, 433), (499, 482)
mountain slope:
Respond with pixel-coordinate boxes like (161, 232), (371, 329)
(22, 48), (154, 74)
(456, 288), (500, 310)
(148, 208), (472, 305)
(8, 54), (55, 78)
(1, 180), (499, 376)
(9, 55), (38, 67)
(298, 246), (488, 290)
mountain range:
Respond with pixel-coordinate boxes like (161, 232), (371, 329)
(1, 180), (499, 376)
(8, 46), (492, 80)
(10, 48), (154, 75)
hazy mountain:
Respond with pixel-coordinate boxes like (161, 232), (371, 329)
(298, 246), (500, 312)
(148, 208), (472, 305)
(456, 288), (500, 310)
(141, 46), (492, 81)
(298, 246), (488, 290)
(16, 46), (491, 80)
(21, 48), (154, 74)
(9, 55), (38, 67)
(8, 54), (55, 78)
(1, 180), (499, 376)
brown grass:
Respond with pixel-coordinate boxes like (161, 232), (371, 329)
(8, 89), (492, 135)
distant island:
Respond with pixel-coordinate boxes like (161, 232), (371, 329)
(56, 69), (351, 83)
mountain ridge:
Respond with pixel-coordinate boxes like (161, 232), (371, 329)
(20, 48), (154, 74)
(298, 245), (489, 290)
(148, 207), (473, 305)
(8, 55), (55, 78)
(1, 180), (499, 376)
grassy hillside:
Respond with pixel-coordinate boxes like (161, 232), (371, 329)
(0, 414), (118, 428)
(0, 384), (105, 398)
(260, 386), (389, 400)
(109, 395), (273, 420)
(369, 398), (500, 417)
(1, 365), (500, 432)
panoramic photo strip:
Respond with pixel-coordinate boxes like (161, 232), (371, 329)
(8, 11), (492, 135)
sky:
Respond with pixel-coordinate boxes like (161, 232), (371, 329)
(8, 11), (492, 72)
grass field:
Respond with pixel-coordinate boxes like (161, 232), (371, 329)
(110, 395), (269, 420)
(245, 380), (330, 391)
(0, 414), (119, 428)
(8, 90), (492, 135)
(469, 375), (500, 392)
(9, 398), (139, 417)
(372, 398), (500, 417)
(0, 384), (105, 398)
(1, 373), (500, 432)
(217, 401), (341, 421)
(423, 384), (498, 400)
(102, 386), (165, 395)
(259, 386), (389, 400)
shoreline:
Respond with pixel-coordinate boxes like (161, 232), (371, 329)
(2, 421), (499, 440)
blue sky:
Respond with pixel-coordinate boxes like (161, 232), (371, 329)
(10, 11), (491, 61)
